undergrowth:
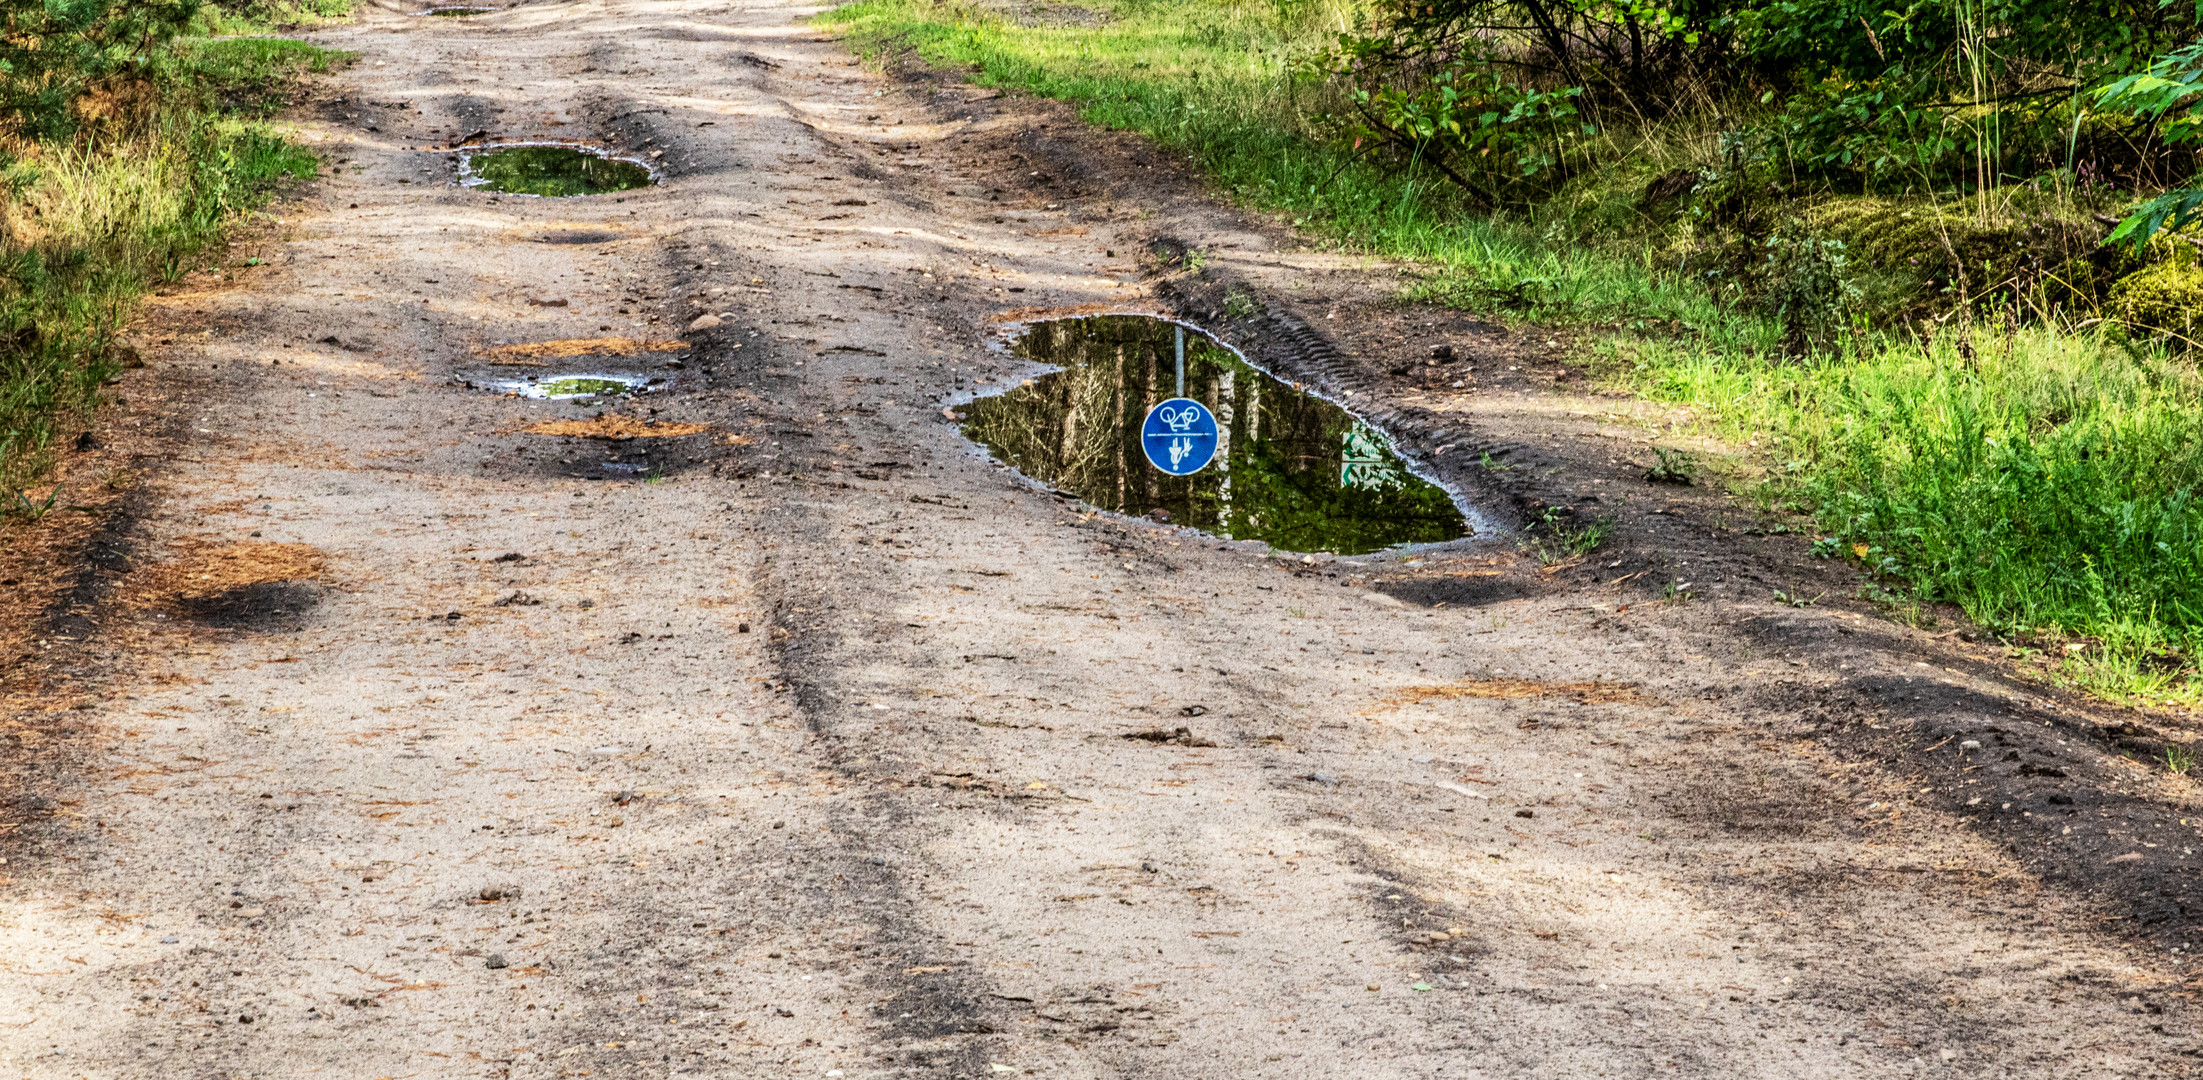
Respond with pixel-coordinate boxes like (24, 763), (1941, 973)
(1607, 327), (2203, 707)
(0, 32), (349, 490)
(827, 0), (1775, 349)
(826, 0), (2203, 709)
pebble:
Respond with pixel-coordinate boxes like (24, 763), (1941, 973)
(688, 313), (723, 331)
(486, 953), (509, 969)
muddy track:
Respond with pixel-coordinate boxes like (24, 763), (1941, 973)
(0, 0), (2199, 1076)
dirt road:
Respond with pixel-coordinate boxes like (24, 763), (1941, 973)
(3, 0), (2199, 1076)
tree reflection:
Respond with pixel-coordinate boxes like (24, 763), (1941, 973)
(960, 316), (1467, 555)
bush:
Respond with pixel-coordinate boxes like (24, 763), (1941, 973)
(0, 1), (200, 141)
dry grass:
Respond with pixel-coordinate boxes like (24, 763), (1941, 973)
(477, 337), (687, 363)
(520, 416), (713, 440)
(130, 539), (326, 602)
(1369, 678), (1657, 712)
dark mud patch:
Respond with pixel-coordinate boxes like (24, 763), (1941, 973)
(174, 580), (324, 631)
(958, 315), (1475, 555)
(533, 228), (624, 245)
(1372, 563), (1543, 608)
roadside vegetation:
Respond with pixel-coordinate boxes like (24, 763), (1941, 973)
(0, 0), (349, 496)
(827, 0), (2203, 707)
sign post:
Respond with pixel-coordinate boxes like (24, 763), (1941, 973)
(1175, 325), (1185, 398)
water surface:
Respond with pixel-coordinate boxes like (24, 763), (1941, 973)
(959, 315), (1470, 555)
(461, 146), (653, 197)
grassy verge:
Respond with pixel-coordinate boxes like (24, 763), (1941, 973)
(825, 0), (1775, 349)
(1609, 328), (2203, 707)
(0, 31), (350, 494)
(826, 0), (2203, 709)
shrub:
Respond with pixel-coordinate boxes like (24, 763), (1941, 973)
(0, 1), (201, 141)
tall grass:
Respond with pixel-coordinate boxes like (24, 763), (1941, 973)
(0, 36), (344, 487)
(1616, 326), (2203, 703)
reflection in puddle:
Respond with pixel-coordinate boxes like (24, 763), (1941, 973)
(960, 315), (1471, 555)
(460, 145), (654, 197)
(496, 373), (654, 400)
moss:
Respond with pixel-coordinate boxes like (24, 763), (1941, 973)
(1791, 198), (2112, 319)
(2108, 245), (2203, 343)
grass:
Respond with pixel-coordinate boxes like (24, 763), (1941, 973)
(824, 0), (1774, 347)
(0, 33), (349, 491)
(1610, 325), (2203, 707)
(824, 0), (2203, 710)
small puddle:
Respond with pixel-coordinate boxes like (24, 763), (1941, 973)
(460, 145), (654, 198)
(421, 5), (494, 14)
(494, 373), (656, 400)
(959, 315), (1473, 555)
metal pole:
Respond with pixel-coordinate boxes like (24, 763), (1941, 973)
(1174, 326), (1185, 398)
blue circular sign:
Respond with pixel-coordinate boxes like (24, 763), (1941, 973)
(1141, 398), (1219, 476)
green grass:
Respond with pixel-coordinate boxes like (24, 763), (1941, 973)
(825, 0), (2203, 709)
(1612, 326), (2203, 707)
(0, 33), (349, 492)
(824, 0), (1773, 348)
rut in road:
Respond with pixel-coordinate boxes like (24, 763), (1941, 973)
(0, 0), (2194, 1077)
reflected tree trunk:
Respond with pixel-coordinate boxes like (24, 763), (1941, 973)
(1213, 368), (1235, 533)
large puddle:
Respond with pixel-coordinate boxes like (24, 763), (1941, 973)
(460, 145), (654, 197)
(959, 315), (1471, 555)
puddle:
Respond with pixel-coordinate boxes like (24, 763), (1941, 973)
(494, 373), (655, 400)
(959, 315), (1472, 555)
(421, 5), (494, 13)
(460, 145), (654, 197)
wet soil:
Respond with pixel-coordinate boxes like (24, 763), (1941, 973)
(2, 1), (2200, 1077)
